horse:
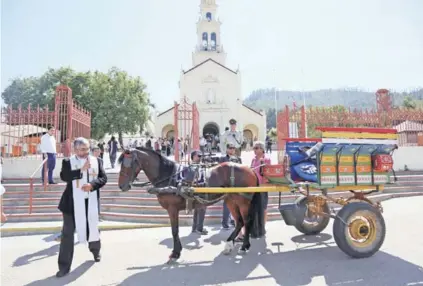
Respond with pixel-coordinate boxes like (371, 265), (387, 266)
(117, 147), (263, 263)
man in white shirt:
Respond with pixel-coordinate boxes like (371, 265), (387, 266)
(40, 126), (58, 184)
(199, 137), (207, 153)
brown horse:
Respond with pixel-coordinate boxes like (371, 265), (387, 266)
(118, 147), (263, 263)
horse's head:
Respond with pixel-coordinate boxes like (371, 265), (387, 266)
(118, 147), (176, 192)
(118, 149), (143, 192)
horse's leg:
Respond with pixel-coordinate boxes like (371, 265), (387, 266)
(166, 206), (182, 263)
(222, 197), (243, 255)
(238, 200), (253, 254)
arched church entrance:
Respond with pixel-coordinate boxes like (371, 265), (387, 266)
(202, 122), (220, 137)
(243, 130), (253, 141)
(243, 124), (260, 151)
(161, 124), (175, 139)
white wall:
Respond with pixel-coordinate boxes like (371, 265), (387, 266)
(392, 146), (423, 171)
(155, 108), (174, 138)
(2, 158), (63, 179)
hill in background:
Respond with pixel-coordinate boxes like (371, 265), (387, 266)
(243, 88), (423, 128)
(244, 88), (423, 111)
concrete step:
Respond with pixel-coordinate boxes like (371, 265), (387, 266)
(0, 220), (167, 237)
(2, 202), (272, 215)
(1, 189), (150, 199)
(1, 193), (294, 209)
(100, 211), (283, 226)
(3, 191), (423, 223)
(2, 182), (125, 192)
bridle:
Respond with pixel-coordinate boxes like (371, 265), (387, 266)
(120, 150), (182, 188)
(120, 152), (142, 184)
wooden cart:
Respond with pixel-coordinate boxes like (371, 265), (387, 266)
(192, 127), (398, 259)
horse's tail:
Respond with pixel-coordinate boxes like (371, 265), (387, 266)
(246, 171), (264, 236)
(249, 172), (261, 210)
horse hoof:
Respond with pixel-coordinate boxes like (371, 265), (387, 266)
(238, 248), (248, 255)
(222, 241), (234, 255)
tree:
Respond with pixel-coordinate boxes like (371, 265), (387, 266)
(1, 67), (86, 109)
(87, 67), (150, 143)
(267, 127), (277, 140)
(266, 108), (276, 129)
(403, 96), (417, 109)
(1, 67), (151, 141)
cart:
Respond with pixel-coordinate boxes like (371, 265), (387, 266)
(192, 127), (398, 258)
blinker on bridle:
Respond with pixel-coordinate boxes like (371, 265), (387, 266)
(120, 152), (140, 180)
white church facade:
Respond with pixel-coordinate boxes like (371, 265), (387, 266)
(154, 0), (266, 142)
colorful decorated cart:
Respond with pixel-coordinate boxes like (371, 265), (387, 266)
(194, 126), (397, 258)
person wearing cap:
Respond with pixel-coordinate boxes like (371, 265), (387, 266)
(91, 146), (102, 159)
(184, 150), (208, 235)
(218, 143), (242, 229)
(221, 119), (243, 157)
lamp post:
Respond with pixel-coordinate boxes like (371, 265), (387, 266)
(273, 68), (278, 129)
(301, 69), (308, 138)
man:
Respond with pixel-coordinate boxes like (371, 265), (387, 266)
(97, 141), (105, 159)
(40, 126), (57, 184)
(265, 136), (272, 154)
(184, 150), (208, 235)
(199, 136), (207, 153)
(92, 146), (102, 159)
(56, 137), (107, 278)
(219, 143), (242, 229)
(107, 136), (118, 169)
(55, 144), (103, 243)
(221, 119), (243, 157)
(146, 136), (153, 149)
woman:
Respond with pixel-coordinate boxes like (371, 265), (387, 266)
(250, 141), (271, 234)
(235, 141), (270, 241)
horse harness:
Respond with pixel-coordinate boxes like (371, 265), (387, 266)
(146, 163), (227, 210)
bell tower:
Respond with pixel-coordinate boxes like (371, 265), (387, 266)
(192, 0), (227, 66)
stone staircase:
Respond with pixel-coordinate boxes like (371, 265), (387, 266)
(2, 172), (423, 227)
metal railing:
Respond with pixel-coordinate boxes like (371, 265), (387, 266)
(28, 158), (48, 213)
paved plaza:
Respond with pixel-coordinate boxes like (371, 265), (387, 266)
(1, 196), (423, 286)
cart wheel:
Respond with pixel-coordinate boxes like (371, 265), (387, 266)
(294, 196), (330, 235)
(333, 202), (385, 258)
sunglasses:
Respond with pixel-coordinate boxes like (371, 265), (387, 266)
(228, 147), (235, 149)
(253, 146), (261, 150)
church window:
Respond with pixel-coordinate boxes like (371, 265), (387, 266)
(202, 32), (208, 50)
(206, 12), (212, 21)
(210, 32), (216, 50)
(206, 88), (215, 104)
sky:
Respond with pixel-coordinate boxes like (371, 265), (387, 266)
(1, 0), (423, 111)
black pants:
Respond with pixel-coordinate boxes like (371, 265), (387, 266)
(192, 207), (206, 231)
(109, 153), (117, 168)
(251, 193), (266, 238)
(58, 200), (101, 272)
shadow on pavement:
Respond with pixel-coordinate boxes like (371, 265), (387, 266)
(159, 233), (204, 250)
(13, 244), (60, 267)
(122, 237), (423, 286)
(23, 261), (94, 286)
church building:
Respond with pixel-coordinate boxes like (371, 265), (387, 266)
(155, 0), (266, 142)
